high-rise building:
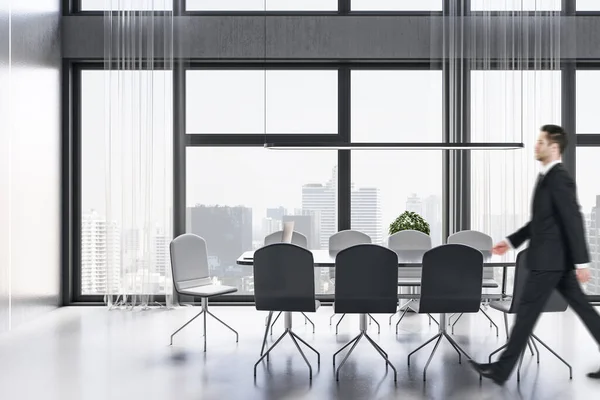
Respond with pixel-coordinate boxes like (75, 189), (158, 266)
(283, 212), (321, 249)
(351, 187), (383, 244)
(406, 193), (423, 214)
(188, 205), (253, 292)
(261, 217), (282, 240)
(586, 196), (600, 295)
(302, 167), (337, 249)
(267, 206), (287, 221)
(81, 210), (120, 295)
(152, 227), (169, 276)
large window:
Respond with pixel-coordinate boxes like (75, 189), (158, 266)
(186, 70), (338, 134)
(576, 71), (600, 134)
(186, 0), (337, 11)
(351, 152), (443, 246)
(351, 0), (442, 11)
(578, 0), (600, 11)
(350, 70), (443, 246)
(186, 148), (337, 294)
(576, 148), (600, 295)
(471, 0), (561, 11)
(80, 69), (173, 296)
(351, 70), (442, 142)
(185, 67), (342, 298)
(80, 0), (173, 11)
(576, 70), (600, 296)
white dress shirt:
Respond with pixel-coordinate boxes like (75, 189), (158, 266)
(504, 160), (589, 269)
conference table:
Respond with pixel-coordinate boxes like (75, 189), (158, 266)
(236, 249), (516, 299)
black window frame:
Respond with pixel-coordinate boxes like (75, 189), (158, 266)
(66, 61), (447, 304)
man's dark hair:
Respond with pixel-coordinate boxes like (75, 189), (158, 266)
(541, 124), (568, 154)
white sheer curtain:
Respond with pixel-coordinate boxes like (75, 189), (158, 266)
(468, 0), (563, 291)
(103, 0), (174, 309)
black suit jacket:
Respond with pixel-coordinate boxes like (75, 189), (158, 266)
(508, 163), (589, 271)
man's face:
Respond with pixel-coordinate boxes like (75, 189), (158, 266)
(535, 131), (553, 162)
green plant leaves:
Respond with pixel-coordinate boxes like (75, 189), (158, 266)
(388, 211), (430, 235)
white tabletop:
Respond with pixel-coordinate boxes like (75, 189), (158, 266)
(236, 249), (512, 267)
(237, 249), (510, 289)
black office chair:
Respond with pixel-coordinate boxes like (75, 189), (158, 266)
(328, 230), (380, 335)
(253, 243), (320, 380)
(446, 230), (500, 336)
(488, 249), (572, 381)
(407, 244), (483, 381)
(262, 230), (314, 338)
(333, 244), (399, 381)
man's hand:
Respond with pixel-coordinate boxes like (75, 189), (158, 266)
(492, 240), (510, 255)
(576, 268), (591, 283)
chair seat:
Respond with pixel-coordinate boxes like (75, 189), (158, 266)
(489, 300), (512, 313)
(315, 300), (321, 310)
(179, 284), (238, 297)
(397, 278), (499, 288)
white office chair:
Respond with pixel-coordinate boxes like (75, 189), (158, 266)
(264, 230), (308, 248)
(169, 233), (239, 351)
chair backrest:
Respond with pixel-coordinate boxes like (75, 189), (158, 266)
(328, 230), (372, 281)
(329, 230), (371, 251)
(253, 243), (316, 312)
(387, 230), (432, 250)
(264, 230), (308, 248)
(387, 230), (432, 278)
(334, 244), (399, 314)
(170, 233), (211, 292)
(419, 244), (484, 314)
(509, 249), (568, 313)
(447, 230), (493, 279)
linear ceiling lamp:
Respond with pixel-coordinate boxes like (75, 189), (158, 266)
(264, 142), (524, 150)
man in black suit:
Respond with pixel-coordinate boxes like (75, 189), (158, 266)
(469, 125), (600, 384)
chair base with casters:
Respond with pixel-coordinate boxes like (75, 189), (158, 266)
(170, 294), (239, 352)
(334, 313), (380, 334)
(407, 313), (472, 381)
(333, 313), (397, 382)
(254, 311), (320, 380)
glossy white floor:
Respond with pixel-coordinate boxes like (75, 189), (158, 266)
(0, 305), (599, 400)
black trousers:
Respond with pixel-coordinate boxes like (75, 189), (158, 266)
(496, 269), (600, 379)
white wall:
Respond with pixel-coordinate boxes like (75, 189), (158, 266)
(0, 0), (61, 333)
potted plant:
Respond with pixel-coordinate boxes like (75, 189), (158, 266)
(389, 211), (430, 236)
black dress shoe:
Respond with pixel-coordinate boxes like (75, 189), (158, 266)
(468, 360), (507, 386)
(587, 367), (600, 379)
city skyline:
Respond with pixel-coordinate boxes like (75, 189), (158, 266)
(81, 156), (600, 297)
(81, 171), (443, 295)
